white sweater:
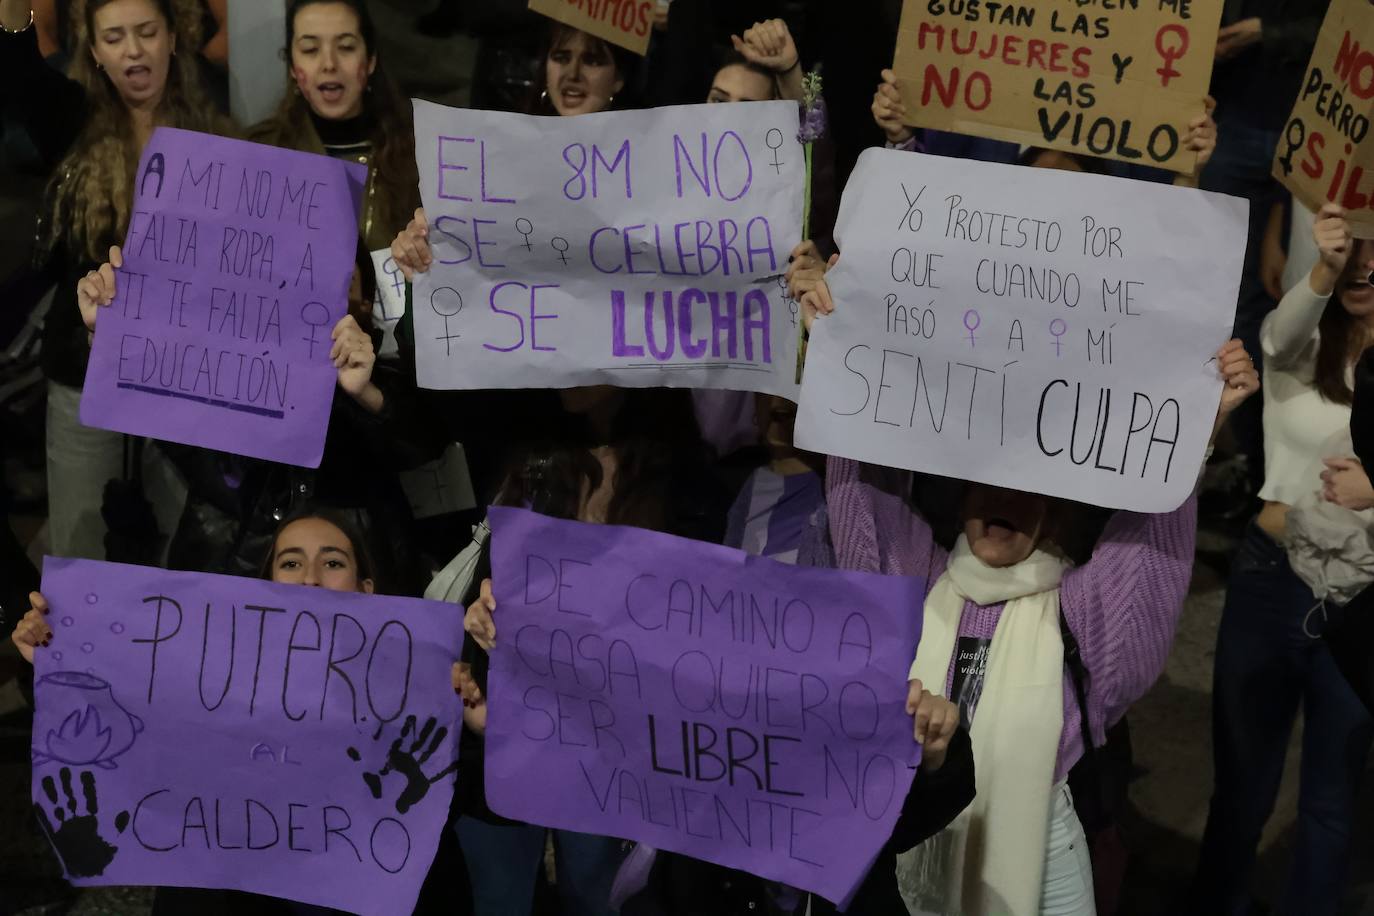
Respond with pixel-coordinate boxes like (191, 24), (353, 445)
(1259, 280), (1353, 505)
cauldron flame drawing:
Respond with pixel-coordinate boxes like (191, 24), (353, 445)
(32, 671), (144, 769)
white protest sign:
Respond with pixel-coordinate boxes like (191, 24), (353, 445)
(411, 100), (805, 398)
(398, 442), (477, 520)
(794, 149), (1247, 512)
(370, 248), (407, 359)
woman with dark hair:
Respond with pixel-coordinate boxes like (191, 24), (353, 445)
(388, 19), (639, 267)
(708, 19), (804, 104)
(1193, 203), (1374, 916)
(450, 384), (727, 916)
(14, 505), (468, 915)
(14, 506), (377, 655)
(528, 21), (639, 117)
(802, 269), (1258, 913)
(249, 0), (419, 253)
(0, 0), (233, 562)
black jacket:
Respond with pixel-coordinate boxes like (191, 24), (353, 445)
(164, 349), (432, 594)
(1210, 0), (1330, 130)
(1, 26), (95, 388)
(1354, 348), (1373, 468)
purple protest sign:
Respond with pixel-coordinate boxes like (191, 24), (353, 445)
(485, 507), (925, 906)
(79, 127), (367, 467)
(31, 558), (462, 916)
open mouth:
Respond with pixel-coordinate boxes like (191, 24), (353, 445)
(317, 82), (346, 104)
(124, 64), (151, 83)
(560, 86), (588, 108)
(984, 517), (1020, 540)
(1348, 271), (1374, 291)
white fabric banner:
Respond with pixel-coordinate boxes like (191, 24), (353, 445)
(411, 99), (805, 398)
(795, 149), (1247, 512)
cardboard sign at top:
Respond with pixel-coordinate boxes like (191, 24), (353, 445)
(1273, 0), (1374, 236)
(893, 0), (1222, 174)
(527, 0), (654, 56)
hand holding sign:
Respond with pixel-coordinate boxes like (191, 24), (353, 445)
(463, 578), (498, 651)
(1312, 203), (1356, 295)
(391, 208), (432, 282)
(1212, 339), (1260, 438)
(330, 314), (377, 400)
(1177, 96), (1219, 184)
(453, 663), (487, 734)
(77, 247), (123, 336)
(11, 592), (52, 664)
(906, 681), (958, 772)
(871, 70), (915, 147)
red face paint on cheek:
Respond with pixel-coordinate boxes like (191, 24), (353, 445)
(290, 65), (312, 95)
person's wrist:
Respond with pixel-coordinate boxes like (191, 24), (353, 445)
(1311, 263), (1337, 297)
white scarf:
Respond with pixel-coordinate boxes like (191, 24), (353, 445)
(897, 535), (1069, 916)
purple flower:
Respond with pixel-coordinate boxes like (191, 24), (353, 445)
(797, 70), (827, 144)
(798, 99), (827, 143)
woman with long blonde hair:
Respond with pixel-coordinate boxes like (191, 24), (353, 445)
(0, 0), (233, 560)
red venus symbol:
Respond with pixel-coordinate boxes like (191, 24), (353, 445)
(1155, 24), (1190, 87)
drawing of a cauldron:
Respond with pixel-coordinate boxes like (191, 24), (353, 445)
(32, 671), (144, 769)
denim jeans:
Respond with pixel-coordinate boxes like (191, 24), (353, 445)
(455, 818), (622, 916)
(1041, 782), (1096, 916)
(1192, 524), (1373, 915)
(45, 380), (124, 560)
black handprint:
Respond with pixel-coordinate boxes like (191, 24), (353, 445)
(36, 767), (129, 877)
(346, 715), (458, 815)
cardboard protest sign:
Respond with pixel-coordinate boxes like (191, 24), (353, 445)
(412, 100), (806, 400)
(1273, 0), (1374, 236)
(80, 128), (366, 467)
(893, 0), (1222, 174)
(794, 148), (1246, 513)
(31, 558), (461, 916)
(527, 0), (655, 55)
(484, 507), (925, 906)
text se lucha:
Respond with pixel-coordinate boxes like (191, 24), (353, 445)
(130, 594), (414, 727)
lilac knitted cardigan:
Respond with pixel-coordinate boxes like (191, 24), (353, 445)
(824, 456), (1197, 782)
